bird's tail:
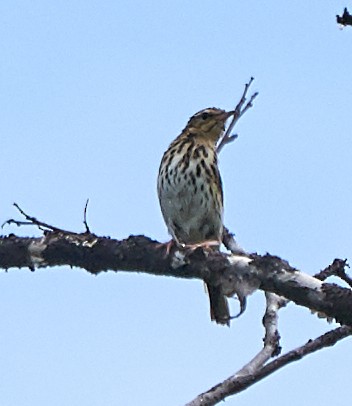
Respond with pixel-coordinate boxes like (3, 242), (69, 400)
(206, 283), (230, 326)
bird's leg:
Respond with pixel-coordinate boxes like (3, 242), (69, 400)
(164, 239), (177, 255)
(155, 239), (178, 256)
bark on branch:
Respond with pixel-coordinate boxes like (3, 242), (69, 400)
(1, 202), (352, 406)
(1, 231), (352, 327)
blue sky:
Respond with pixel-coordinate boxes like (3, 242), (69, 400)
(1, 1), (352, 405)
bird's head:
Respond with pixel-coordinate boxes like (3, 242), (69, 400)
(185, 107), (235, 144)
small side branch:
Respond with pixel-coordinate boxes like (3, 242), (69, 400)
(314, 258), (352, 287)
(185, 325), (352, 406)
(83, 199), (91, 233)
(233, 293), (287, 378)
(2, 203), (72, 234)
(217, 77), (258, 154)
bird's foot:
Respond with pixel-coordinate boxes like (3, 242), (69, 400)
(185, 240), (221, 251)
(155, 239), (177, 256)
(156, 239), (220, 257)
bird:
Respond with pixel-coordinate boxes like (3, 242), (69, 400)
(157, 107), (235, 325)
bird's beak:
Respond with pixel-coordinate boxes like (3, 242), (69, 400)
(218, 110), (235, 131)
(225, 110), (236, 119)
(218, 110), (235, 121)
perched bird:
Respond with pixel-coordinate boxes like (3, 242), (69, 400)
(157, 107), (235, 325)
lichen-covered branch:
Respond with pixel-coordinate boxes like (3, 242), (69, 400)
(186, 325), (352, 406)
(1, 232), (352, 327)
(1, 204), (352, 406)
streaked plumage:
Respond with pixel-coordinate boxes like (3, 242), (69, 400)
(157, 107), (234, 325)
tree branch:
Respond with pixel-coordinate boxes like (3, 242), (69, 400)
(2, 207), (352, 405)
(185, 325), (352, 406)
(1, 231), (352, 326)
(228, 292), (287, 377)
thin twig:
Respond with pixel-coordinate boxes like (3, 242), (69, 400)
(217, 77), (258, 154)
(2, 203), (71, 234)
(314, 258), (352, 287)
(83, 199), (91, 233)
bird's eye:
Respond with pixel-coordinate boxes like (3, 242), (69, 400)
(201, 112), (209, 120)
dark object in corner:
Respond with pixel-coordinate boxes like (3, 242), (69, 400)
(337, 8), (352, 27)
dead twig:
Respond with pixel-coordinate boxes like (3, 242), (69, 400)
(314, 258), (352, 288)
(83, 198), (91, 233)
(2, 203), (72, 234)
(217, 77), (258, 154)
